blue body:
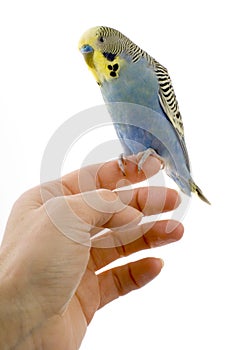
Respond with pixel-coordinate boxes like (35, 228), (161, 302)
(100, 57), (192, 195)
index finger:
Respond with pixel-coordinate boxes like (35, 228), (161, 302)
(62, 154), (161, 195)
(33, 155), (160, 206)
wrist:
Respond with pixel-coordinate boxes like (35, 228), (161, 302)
(0, 249), (45, 349)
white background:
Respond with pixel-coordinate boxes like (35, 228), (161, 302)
(0, 0), (232, 349)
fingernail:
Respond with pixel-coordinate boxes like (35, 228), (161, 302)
(160, 258), (165, 268)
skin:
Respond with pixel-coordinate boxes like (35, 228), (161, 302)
(0, 154), (183, 349)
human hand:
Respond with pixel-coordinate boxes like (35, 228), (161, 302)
(0, 155), (183, 349)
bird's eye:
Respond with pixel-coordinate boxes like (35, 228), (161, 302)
(99, 36), (105, 43)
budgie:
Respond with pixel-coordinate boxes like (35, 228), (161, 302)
(79, 26), (210, 204)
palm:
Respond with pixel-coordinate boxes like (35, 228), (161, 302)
(28, 156), (182, 349)
(46, 213), (182, 348)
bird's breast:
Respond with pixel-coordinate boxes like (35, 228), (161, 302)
(101, 58), (161, 111)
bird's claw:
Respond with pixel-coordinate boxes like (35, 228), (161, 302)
(118, 153), (126, 176)
(137, 148), (165, 172)
(117, 149), (165, 175)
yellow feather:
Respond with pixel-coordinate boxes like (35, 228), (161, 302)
(78, 27), (125, 85)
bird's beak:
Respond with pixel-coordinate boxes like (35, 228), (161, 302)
(80, 44), (94, 54)
(80, 45), (95, 68)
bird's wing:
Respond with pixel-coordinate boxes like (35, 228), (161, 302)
(152, 59), (191, 171)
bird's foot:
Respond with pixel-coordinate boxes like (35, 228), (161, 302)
(137, 148), (165, 172)
(117, 149), (165, 175)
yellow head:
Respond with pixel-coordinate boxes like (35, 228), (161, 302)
(78, 26), (129, 85)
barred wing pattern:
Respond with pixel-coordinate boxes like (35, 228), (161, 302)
(151, 59), (191, 171)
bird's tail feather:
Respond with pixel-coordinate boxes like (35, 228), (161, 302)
(190, 181), (211, 205)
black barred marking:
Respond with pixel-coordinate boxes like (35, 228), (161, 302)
(157, 77), (169, 82)
(163, 91), (173, 99)
(168, 100), (176, 108)
(96, 26), (184, 138)
(97, 27), (144, 63)
(161, 85), (171, 93)
(159, 81), (170, 87)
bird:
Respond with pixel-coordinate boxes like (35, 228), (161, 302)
(79, 26), (210, 204)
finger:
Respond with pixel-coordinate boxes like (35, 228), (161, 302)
(30, 154), (161, 205)
(116, 186), (180, 215)
(64, 154), (160, 194)
(90, 220), (184, 271)
(98, 258), (163, 309)
(33, 154), (160, 206)
(61, 154), (161, 195)
(43, 189), (143, 242)
(84, 185), (180, 237)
